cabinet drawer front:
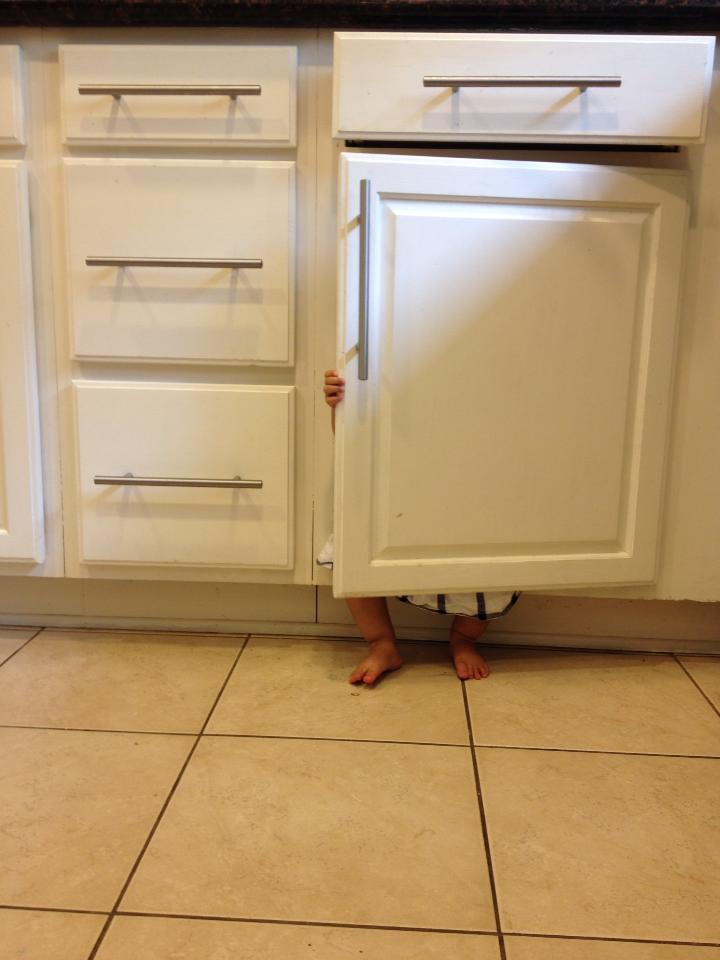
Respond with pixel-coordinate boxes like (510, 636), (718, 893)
(0, 46), (24, 144)
(74, 382), (293, 568)
(61, 44), (297, 146)
(64, 159), (294, 365)
(333, 32), (714, 144)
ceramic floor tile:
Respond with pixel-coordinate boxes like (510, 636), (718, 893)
(98, 916), (501, 959)
(0, 727), (192, 911)
(505, 936), (720, 959)
(0, 629), (243, 732)
(0, 626), (38, 641)
(677, 656), (720, 713)
(476, 747), (720, 942)
(465, 649), (720, 754)
(122, 736), (495, 931)
(207, 636), (468, 744)
(0, 630), (35, 663)
(0, 908), (106, 960)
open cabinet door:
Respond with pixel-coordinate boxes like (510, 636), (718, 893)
(333, 153), (687, 597)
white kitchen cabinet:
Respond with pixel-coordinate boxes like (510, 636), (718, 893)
(60, 44), (297, 147)
(332, 152), (688, 597)
(0, 45), (23, 145)
(73, 382), (293, 568)
(0, 162), (44, 563)
(333, 33), (715, 145)
(63, 158), (295, 365)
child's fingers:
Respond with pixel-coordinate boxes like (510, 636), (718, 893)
(323, 370), (345, 409)
(324, 390), (344, 407)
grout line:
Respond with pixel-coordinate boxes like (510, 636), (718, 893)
(0, 904), (107, 916)
(115, 909), (499, 937)
(2, 903), (719, 949)
(0, 626), (44, 668)
(672, 654), (720, 721)
(204, 732), (468, 748)
(86, 636), (252, 960)
(245, 632), (720, 657)
(504, 930), (720, 947)
(0, 724), (204, 737)
(2, 722), (718, 760)
(461, 683), (506, 960)
(452, 743), (720, 761)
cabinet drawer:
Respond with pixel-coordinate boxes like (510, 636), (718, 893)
(0, 46), (24, 145)
(333, 32), (715, 144)
(64, 159), (295, 365)
(60, 44), (297, 146)
(73, 382), (293, 568)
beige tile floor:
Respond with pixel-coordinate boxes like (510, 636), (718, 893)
(1, 627), (720, 959)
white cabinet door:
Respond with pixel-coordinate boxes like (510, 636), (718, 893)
(334, 153), (687, 597)
(0, 46), (24, 145)
(0, 163), (44, 563)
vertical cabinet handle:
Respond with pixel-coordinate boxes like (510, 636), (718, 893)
(358, 178), (371, 382)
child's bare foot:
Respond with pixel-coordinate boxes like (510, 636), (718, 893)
(449, 635), (490, 680)
(349, 639), (403, 686)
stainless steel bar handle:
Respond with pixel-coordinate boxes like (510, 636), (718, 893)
(85, 257), (263, 269)
(358, 178), (371, 382)
(423, 76), (622, 89)
(78, 84), (262, 98)
(94, 473), (263, 489)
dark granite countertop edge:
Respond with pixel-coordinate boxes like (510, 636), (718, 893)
(1, 2), (719, 32)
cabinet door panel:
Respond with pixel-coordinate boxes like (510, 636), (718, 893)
(334, 154), (687, 595)
(74, 382), (293, 568)
(0, 163), (44, 563)
(64, 159), (294, 364)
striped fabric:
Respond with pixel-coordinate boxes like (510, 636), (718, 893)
(316, 535), (520, 621)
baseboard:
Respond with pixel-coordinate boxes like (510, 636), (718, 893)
(1, 614), (718, 656)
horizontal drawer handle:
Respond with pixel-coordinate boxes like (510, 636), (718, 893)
(85, 257), (263, 269)
(78, 84), (262, 98)
(423, 75), (622, 90)
(94, 473), (263, 489)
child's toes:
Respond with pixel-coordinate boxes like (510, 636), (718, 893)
(455, 659), (471, 680)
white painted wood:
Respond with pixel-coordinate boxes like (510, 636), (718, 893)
(334, 153), (688, 596)
(333, 33), (715, 144)
(63, 159), (295, 365)
(0, 163), (44, 563)
(0, 46), (24, 145)
(60, 44), (297, 146)
(73, 382), (293, 568)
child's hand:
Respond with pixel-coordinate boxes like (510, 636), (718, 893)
(323, 370), (345, 408)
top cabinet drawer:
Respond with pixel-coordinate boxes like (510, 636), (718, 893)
(0, 46), (24, 145)
(60, 44), (297, 147)
(333, 33), (715, 144)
